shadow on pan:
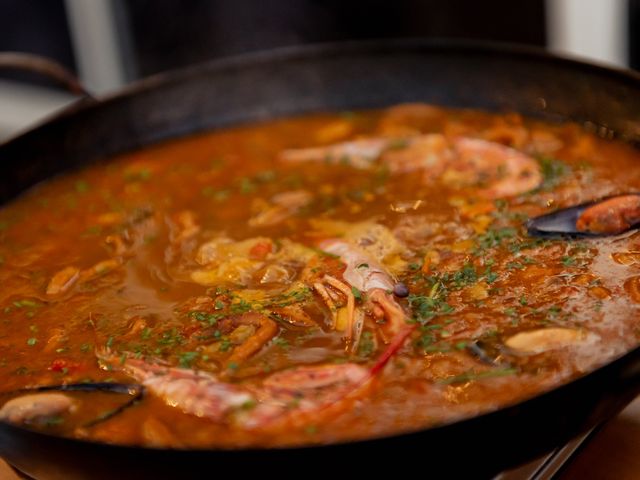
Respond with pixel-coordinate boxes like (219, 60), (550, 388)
(1, 40), (640, 479)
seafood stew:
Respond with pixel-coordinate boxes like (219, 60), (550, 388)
(1, 103), (640, 448)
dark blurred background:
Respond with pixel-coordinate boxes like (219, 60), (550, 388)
(126, 0), (547, 77)
(0, 0), (635, 138)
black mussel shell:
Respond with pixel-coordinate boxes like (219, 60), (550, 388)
(466, 341), (509, 367)
(526, 204), (588, 238)
(526, 193), (640, 238)
(30, 382), (143, 396)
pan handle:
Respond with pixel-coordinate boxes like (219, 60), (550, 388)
(0, 52), (94, 99)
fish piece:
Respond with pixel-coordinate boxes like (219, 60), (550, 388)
(46, 266), (80, 295)
(192, 236), (270, 286)
(191, 236), (314, 287)
(79, 259), (121, 282)
(259, 264), (292, 284)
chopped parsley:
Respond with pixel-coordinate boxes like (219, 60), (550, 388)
(214, 190), (230, 202)
(44, 416), (65, 427)
(451, 263), (478, 289)
(273, 337), (289, 350)
(230, 299), (253, 313)
(74, 180), (90, 193)
(241, 399), (257, 410)
(140, 327), (152, 340)
(124, 168), (151, 182)
(201, 186), (216, 197)
(13, 299), (40, 308)
(238, 177), (255, 194)
(537, 156), (570, 190)
(351, 286), (363, 301)
(189, 310), (223, 325)
(438, 368), (518, 385)
(357, 331), (375, 357)
(178, 351), (199, 368)
(255, 170), (276, 183)
(157, 329), (184, 347)
(219, 338), (233, 352)
(484, 266), (498, 284)
(475, 227), (517, 251)
(408, 290), (454, 324)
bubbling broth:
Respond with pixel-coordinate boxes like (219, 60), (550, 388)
(1, 104), (640, 448)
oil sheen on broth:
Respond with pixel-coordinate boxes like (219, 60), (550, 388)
(0, 104), (639, 448)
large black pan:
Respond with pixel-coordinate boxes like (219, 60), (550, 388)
(1, 40), (640, 479)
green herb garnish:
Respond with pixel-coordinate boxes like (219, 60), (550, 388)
(438, 368), (517, 385)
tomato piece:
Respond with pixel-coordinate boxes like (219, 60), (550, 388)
(249, 241), (273, 260)
(49, 358), (83, 373)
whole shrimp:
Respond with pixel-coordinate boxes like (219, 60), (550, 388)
(318, 238), (408, 344)
(279, 134), (542, 198)
(96, 330), (413, 431)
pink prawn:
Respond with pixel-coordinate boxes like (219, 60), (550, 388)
(318, 239), (408, 343)
(96, 325), (414, 431)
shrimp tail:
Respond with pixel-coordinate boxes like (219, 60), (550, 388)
(369, 324), (416, 377)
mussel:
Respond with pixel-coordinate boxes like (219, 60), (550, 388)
(503, 327), (590, 355)
(466, 340), (509, 367)
(527, 193), (640, 237)
(0, 382), (144, 428)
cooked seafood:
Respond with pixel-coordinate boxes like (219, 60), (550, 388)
(577, 195), (640, 234)
(280, 133), (543, 198)
(528, 194), (640, 237)
(0, 393), (75, 424)
(0, 104), (639, 449)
